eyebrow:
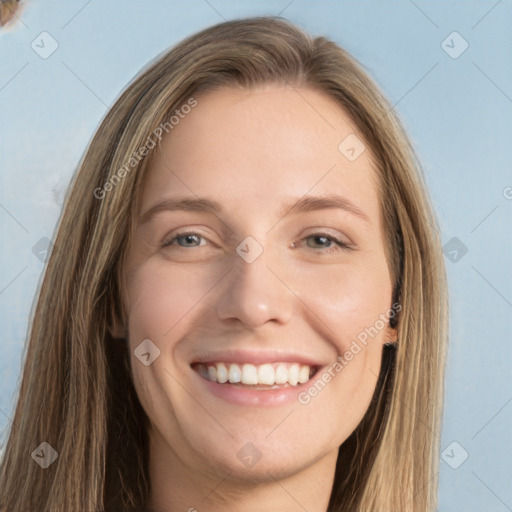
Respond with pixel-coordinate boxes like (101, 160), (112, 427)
(139, 194), (371, 225)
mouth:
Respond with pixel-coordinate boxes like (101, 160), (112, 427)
(191, 361), (321, 389)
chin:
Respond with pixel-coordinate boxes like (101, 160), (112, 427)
(185, 425), (338, 485)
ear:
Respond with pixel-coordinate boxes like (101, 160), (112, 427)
(383, 324), (399, 345)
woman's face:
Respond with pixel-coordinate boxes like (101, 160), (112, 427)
(118, 85), (397, 484)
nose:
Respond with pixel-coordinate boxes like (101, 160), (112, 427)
(215, 246), (294, 328)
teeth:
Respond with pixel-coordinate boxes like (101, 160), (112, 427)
(197, 364), (210, 380)
(275, 364), (288, 384)
(257, 363), (275, 385)
(196, 362), (313, 387)
(288, 364), (299, 386)
(216, 362), (228, 383)
(228, 363), (241, 383)
(241, 364), (258, 385)
(298, 365), (310, 384)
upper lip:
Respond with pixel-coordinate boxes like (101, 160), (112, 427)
(189, 349), (327, 367)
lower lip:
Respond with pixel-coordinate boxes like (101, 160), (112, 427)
(192, 368), (322, 407)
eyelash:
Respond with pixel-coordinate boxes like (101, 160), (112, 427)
(161, 231), (351, 254)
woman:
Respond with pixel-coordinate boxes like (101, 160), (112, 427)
(0, 16), (448, 512)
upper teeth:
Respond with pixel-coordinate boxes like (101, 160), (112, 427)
(195, 362), (313, 386)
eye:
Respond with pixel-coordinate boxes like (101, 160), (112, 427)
(298, 232), (352, 254)
(161, 231), (207, 248)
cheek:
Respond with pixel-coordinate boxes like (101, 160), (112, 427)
(125, 261), (219, 344)
(125, 262), (218, 433)
(125, 262), (215, 410)
(291, 257), (392, 348)
(289, 257), (391, 414)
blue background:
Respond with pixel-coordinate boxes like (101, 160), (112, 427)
(1, 1), (511, 510)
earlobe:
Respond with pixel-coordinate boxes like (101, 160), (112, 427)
(384, 325), (399, 346)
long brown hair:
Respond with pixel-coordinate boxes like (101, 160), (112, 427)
(0, 16), (448, 511)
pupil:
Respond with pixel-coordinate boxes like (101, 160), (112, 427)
(182, 235), (197, 245)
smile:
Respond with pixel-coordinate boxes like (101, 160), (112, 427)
(192, 361), (318, 387)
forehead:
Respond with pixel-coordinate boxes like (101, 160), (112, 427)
(139, 86), (382, 227)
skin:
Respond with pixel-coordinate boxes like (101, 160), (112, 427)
(111, 85), (397, 511)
